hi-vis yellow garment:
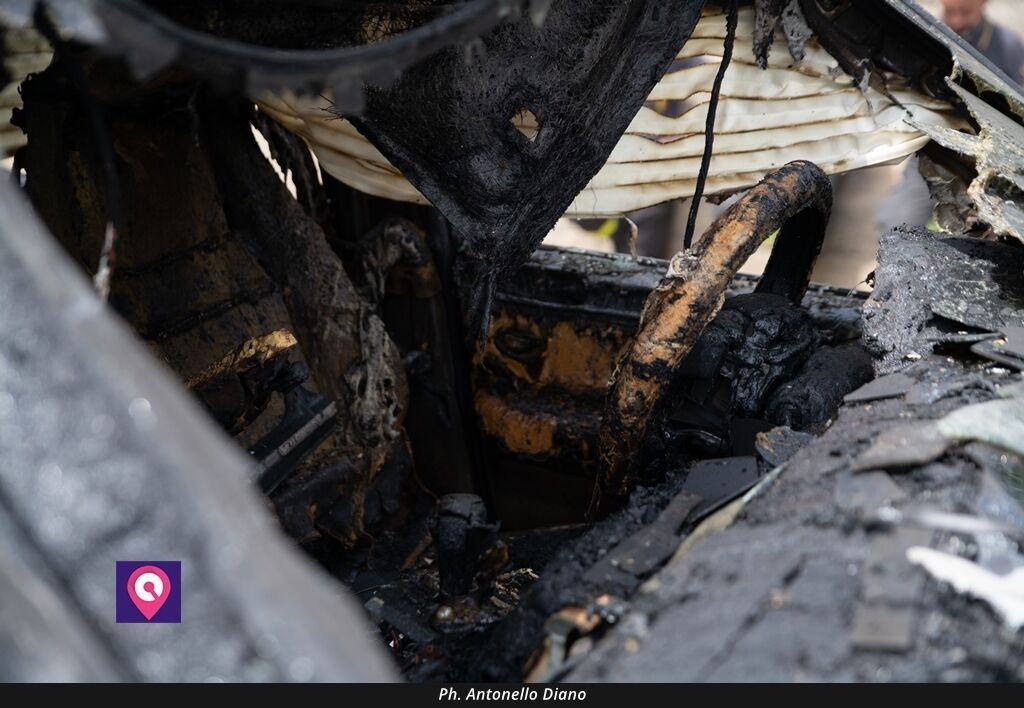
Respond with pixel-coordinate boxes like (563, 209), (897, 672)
(258, 5), (964, 217)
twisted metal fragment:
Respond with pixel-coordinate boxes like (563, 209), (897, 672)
(591, 160), (833, 516)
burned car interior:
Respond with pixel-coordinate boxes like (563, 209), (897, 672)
(1, 0), (1023, 684)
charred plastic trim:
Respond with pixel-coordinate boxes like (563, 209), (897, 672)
(352, 0), (708, 337)
(593, 161), (832, 515)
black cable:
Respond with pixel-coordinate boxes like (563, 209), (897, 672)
(683, 0), (738, 251)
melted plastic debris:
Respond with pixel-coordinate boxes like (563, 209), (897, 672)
(913, 81), (1024, 243)
(908, 546), (1024, 631)
(852, 393), (1024, 471)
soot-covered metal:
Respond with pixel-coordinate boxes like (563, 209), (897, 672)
(353, 1), (708, 329)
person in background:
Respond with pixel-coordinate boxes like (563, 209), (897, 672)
(942, 0), (1024, 86)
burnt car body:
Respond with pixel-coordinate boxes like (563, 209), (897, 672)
(0, 0), (1023, 682)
